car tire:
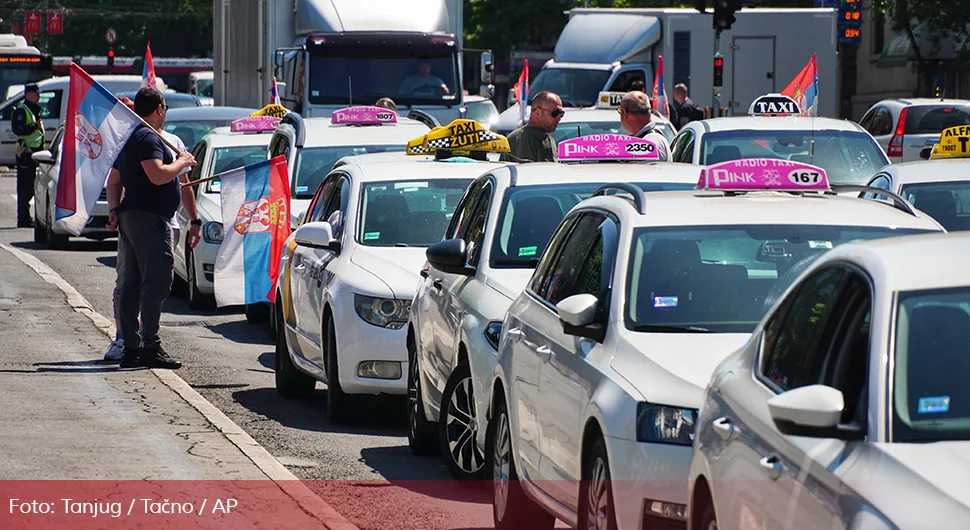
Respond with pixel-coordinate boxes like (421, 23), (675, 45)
(693, 485), (718, 530)
(33, 205), (46, 243)
(186, 249), (214, 310)
(245, 302), (270, 324)
(274, 303), (316, 398)
(486, 394), (555, 530)
(580, 437), (618, 530)
(440, 359), (485, 480)
(45, 198), (68, 250)
(324, 313), (357, 424)
(406, 335), (438, 456)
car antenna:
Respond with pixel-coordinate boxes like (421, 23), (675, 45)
(348, 76), (353, 107)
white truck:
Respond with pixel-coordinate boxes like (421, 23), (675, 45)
(213, 0), (493, 125)
(496, 7), (838, 131)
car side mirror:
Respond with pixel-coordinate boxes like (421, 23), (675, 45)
(293, 221), (336, 250)
(31, 149), (54, 165)
(556, 293), (605, 342)
(919, 146), (933, 160)
(426, 238), (473, 276)
(480, 51), (494, 85)
(767, 385), (865, 440)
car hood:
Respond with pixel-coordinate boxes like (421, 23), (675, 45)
(484, 268), (534, 301)
(349, 245), (428, 299)
(196, 193), (222, 222)
(610, 332), (751, 407)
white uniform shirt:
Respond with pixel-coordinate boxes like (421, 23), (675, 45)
(158, 130), (189, 229)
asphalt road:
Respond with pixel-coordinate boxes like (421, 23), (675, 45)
(1, 176), (500, 530)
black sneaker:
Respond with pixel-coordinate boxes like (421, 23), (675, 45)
(143, 346), (182, 370)
(119, 348), (145, 368)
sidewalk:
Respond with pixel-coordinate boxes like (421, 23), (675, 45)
(0, 245), (349, 529)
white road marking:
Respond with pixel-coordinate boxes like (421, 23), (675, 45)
(0, 241), (360, 530)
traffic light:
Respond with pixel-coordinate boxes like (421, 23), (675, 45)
(107, 48), (115, 72)
(713, 0), (742, 31)
(713, 55), (724, 87)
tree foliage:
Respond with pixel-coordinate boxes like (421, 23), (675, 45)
(870, 0), (970, 51)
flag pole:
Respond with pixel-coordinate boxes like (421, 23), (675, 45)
(180, 167), (235, 188)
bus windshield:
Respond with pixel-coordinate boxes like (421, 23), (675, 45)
(0, 54), (53, 99)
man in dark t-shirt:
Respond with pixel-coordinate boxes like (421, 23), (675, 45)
(105, 87), (197, 369)
(500, 90), (563, 163)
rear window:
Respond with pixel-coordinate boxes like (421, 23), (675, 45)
(903, 105), (970, 135)
(900, 182), (970, 232)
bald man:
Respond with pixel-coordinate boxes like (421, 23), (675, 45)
(618, 91), (671, 161)
(501, 90), (563, 163)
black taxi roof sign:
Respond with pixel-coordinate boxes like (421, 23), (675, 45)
(749, 94), (801, 116)
(929, 125), (970, 159)
(595, 91), (627, 109)
(406, 119), (510, 156)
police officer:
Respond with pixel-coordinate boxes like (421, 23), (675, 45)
(618, 91), (671, 161)
(12, 84), (45, 227)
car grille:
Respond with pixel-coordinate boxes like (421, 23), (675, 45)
(98, 189), (107, 201)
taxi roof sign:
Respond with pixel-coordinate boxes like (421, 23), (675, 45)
(595, 91), (627, 109)
(558, 134), (660, 162)
(749, 94), (801, 116)
(331, 106), (397, 126)
(230, 116), (280, 133)
(929, 125), (970, 159)
(251, 104), (288, 119)
(697, 158), (829, 192)
(406, 119), (510, 156)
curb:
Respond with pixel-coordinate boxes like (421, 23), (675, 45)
(0, 242), (360, 530)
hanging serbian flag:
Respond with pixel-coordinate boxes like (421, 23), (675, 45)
(513, 59), (529, 125)
(270, 76), (282, 106)
(55, 63), (142, 236)
(782, 53), (818, 117)
(652, 55), (669, 118)
(141, 42), (157, 89)
(214, 156), (292, 307)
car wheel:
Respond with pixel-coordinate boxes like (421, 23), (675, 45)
(33, 205), (46, 243)
(324, 313), (357, 424)
(274, 302), (315, 398)
(580, 437), (618, 530)
(694, 485), (718, 530)
(407, 334), (438, 456)
(440, 359), (485, 480)
(45, 198), (68, 249)
(186, 249), (214, 310)
(486, 394), (555, 529)
(245, 302), (270, 324)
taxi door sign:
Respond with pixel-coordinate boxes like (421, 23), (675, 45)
(251, 104), (289, 119)
(595, 91), (626, 109)
(407, 119), (510, 155)
(930, 125), (970, 159)
(749, 94), (801, 116)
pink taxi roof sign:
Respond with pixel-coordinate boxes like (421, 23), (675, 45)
(558, 134), (660, 162)
(230, 116), (280, 133)
(697, 158), (829, 192)
(331, 106), (398, 126)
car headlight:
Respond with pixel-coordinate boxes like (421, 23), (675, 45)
(354, 294), (411, 329)
(202, 221), (223, 243)
(484, 321), (502, 349)
(636, 403), (697, 445)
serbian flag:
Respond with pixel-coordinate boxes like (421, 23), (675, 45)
(513, 59), (529, 124)
(652, 55), (669, 118)
(270, 76), (281, 106)
(782, 53), (818, 117)
(54, 63), (142, 236)
(214, 156), (292, 307)
(141, 42), (157, 89)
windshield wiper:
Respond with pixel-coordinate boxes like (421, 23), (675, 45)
(632, 324), (712, 333)
(493, 258), (540, 267)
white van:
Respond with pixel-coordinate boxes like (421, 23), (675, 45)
(188, 71), (213, 106)
(0, 75), (168, 166)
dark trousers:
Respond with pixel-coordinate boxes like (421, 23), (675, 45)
(15, 153), (35, 226)
(117, 209), (174, 350)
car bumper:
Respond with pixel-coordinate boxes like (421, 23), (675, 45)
(192, 239), (221, 294)
(336, 317), (407, 395)
(606, 436), (690, 530)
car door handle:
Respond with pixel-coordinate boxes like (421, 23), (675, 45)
(712, 417), (735, 440)
(535, 344), (552, 361)
(432, 278), (443, 290)
(759, 455), (783, 481)
(293, 263), (306, 272)
(506, 327), (524, 341)
(420, 269), (429, 279)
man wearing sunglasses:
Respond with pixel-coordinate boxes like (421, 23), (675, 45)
(501, 90), (563, 163)
(618, 91), (671, 161)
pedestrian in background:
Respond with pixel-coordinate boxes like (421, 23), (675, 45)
(619, 91), (671, 161)
(500, 90), (563, 163)
(12, 83), (45, 228)
(104, 88), (197, 369)
(673, 83), (700, 127)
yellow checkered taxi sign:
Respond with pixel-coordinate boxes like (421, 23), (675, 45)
(406, 119), (510, 155)
(930, 125), (970, 159)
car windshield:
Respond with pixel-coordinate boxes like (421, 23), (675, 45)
(308, 55), (459, 107)
(625, 225), (937, 333)
(900, 182), (970, 232)
(293, 145), (407, 199)
(196, 79), (213, 98)
(358, 179), (473, 247)
(893, 287), (970, 442)
(162, 120), (235, 149)
(490, 182), (697, 268)
(700, 130), (888, 184)
(203, 146), (271, 193)
(903, 105), (970, 135)
(554, 120), (676, 144)
(528, 68), (612, 108)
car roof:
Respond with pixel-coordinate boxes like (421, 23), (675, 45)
(890, 98), (970, 107)
(346, 158), (513, 183)
(204, 129), (274, 148)
(165, 106), (257, 121)
(508, 161), (703, 187)
(693, 116), (864, 133)
(578, 189), (945, 231)
(881, 159), (970, 184)
(820, 232), (970, 291)
(118, 91), (197, 100)
(301, 117), (429, 147)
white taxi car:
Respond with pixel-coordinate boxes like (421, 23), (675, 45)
(687, 231), (970, 530)
(669, 94), (888, 185)
(485, 159), (945, 530)
(273, 121), (513, 424)
(407, 134), (701, 480)
(174, 116), (279, 309)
